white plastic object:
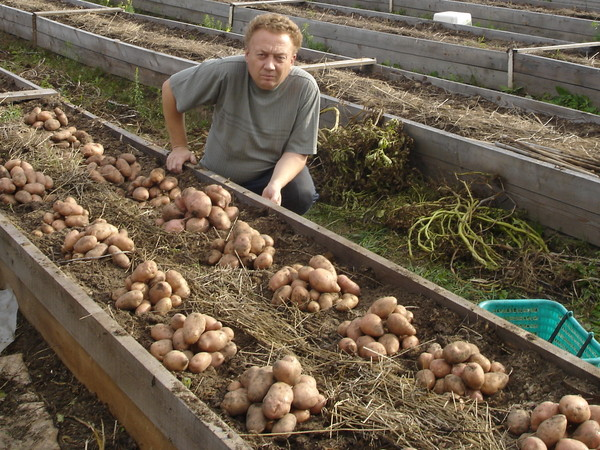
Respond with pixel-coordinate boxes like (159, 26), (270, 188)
(433, 11), (472, 26)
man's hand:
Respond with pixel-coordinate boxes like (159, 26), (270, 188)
(166, 146), (197, 173)
(262, 183), (283, 206)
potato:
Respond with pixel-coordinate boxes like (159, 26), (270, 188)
(162, 350), (189, 371)
(429, 358), (452, 378)
(367, 296), (398, 319)
(271, 413), (297, 437)
(153, 296), (173, 315)
(188, 352), (212, 374)
(337, 274), (361, 296)
(262, 382), (294, 420)
(221, 341), (237, 360)
(197, 330), (229, 352)
(506, 409), (531, 436)
(519, 436), (548, 450)
(247, 366), (275, 403)
(253, 252), (273, 269)
(335, 293), (359, 311)
(73, 235), (98, 254)
(536, 414), (568, 447)
(480, 372), (509, 396)
(14, 190), (33, 204)
(208, 206), (231, 230)
(338, 337), (358, 354)
(108, 245), (131, 269)
(85, 222), (118, 241)
(378, 333), (400, 356)
(530, 401), (560, 431)
(442, 341), (473, 364)
(310, 393), (327, 415)
(401, 335), (419, 349)
(568, 420), (599, 449)
(360, 341), (387, 361)
(461, 362), (485, 390)
(386, 313), (416, 337)
(292, 381), (320, 410)
(246, 403), (268, 434)
(85, 243), (108, 258)
(273, 355), (302, 385)
(204, 184), (232, 209)
(308, 268), (341, 293)
(131, 260), (159, 283)
(308, 254), (336, 275)
(210, 351), (225, 368)
(150, 323), (174, 341)
(589, 404), (600, 422)
(165, 269), (190, 298)
(359, 313), (386, 337)
(415, 369), (436, 390)
(554, 438), (589, 450)
(559, 395), (591, 424)
(345, 318), (363, 341)
(292, 409), (311, 424)
(149, 339), (173, 361)
(148, 281), (173, 305)
(221, 388), (251, 416)
(468, 353), (492, 372)
(268, 266), (295, 291)
(271, 284), (292, 306)
(417, 352), (434, 370)
(182, 312), (206, 345)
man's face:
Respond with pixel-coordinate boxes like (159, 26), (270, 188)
(245, 29), (297, 90)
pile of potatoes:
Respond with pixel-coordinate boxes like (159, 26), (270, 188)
(127, 167), (181, 207)
(206, 220), (275, 269)
(337, 296), (419, 360)
(221, 355), (327, 436)
(507, 395), (600, 449)
(268, 254), (361, 313)
(33, 197), (90, 236)
(156, 184), (239, 233)
(415, 340), (509, 400)
(62, 218), (135, 269)
(23, 106), (69, 131)
(0, 159), (54, 205)
(149, 312), (237, 373)
(111, 260), (190, 314)
(85, 151), (142, 185)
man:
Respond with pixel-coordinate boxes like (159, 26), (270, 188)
(162, 13), (320, 215)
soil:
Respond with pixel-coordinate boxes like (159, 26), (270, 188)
(1, 1), (600, 449)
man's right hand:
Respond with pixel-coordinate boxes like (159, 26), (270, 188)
(166, 146), (197, 173)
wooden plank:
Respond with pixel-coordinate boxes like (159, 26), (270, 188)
(0, 214), (251, 450)
(0, 89), (58, 103)
(35, 7), (123, 16)
(300, 57), (377, 71)
(0, 3), (33, 40)
(318, 0), (600, 41)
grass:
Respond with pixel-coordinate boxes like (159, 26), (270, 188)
(2, 32), (599, 335)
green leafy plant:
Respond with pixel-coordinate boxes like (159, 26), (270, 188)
(542, 86), (599, 114)
(301, 24), (330, 53)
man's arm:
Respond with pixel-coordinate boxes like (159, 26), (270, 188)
(162, 79), (197, 173)
(262, 152), (308, 205)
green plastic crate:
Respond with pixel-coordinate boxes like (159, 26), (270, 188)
(479, 299), (600, 367)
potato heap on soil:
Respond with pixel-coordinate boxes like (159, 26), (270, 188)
(61, 218), (135, 269)
(85, 151), (142, 185)
(34, 197), (89, 236)
(206, 220), (275, 269)
(268, 254), (361, 313)
(23, 106), (69, 132)
(149, 312), (237, 373)
(507, 395), (600, 450)
(156, 184), (239, 233)
(337, 296), (418, 360)
(127, 167), (180, 207)
(221, 355), (326, 436)
(0, 159), (54, 205)
(415, 340), (509, 400)
(111, 260), (190, 314)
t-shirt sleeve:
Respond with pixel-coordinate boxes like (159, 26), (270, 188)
(285, 72), (321, 156)
(168, 59), (227, 113)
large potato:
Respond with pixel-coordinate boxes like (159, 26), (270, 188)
(292, 381), (320, 410)
(506, 408), (531, 436)
(245, 403), (268, 434)
(554, 438), (588, 450)
(367, 296), (398, 319)
(221, 388), (251, 416)
(461, 362), (485, 390)
(558, 395), (591, 424)
(271, 413), (297, 438)
(262, 382), (294, 420)
(530, 401), (559, 431)
(182, 312), (206, 345)
(197, 330), (229, 352)
(442, 341), (473, 364)
(359, 313), (385, 337)
(247, 366), (275, 403)
(272, 355), (302, 385)
(480, 372), (509, 396)
(571, 420), (600, 448)
(535, 414), (568, 448)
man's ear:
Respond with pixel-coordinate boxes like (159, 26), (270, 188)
(291, 53), (297, 64)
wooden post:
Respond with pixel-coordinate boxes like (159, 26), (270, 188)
(507, 48), (515, 90)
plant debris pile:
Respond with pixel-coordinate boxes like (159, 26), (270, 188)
(314, 113), (415, 204)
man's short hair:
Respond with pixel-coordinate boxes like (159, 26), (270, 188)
(244, 13), (303, 51)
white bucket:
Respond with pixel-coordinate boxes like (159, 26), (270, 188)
(433, 11), (473, 26)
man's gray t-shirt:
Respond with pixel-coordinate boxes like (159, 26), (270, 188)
(169, 55), (320, 184)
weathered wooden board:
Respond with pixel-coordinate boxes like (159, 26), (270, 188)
(0, 214), (249, 450)
(493, 0), (600, 14)
(119, 0), (600, 107)
(319, 0), (600, 41)
(0, 67), (58, 102)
